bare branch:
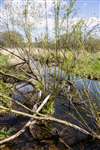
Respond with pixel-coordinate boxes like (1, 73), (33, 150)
(0, 94), (51, 145)
(0, 47), (25, 62)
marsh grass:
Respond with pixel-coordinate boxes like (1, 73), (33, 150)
(0, 54), (9, 67)
(0, 81), (12, 109)
(0, 128), (15, 140)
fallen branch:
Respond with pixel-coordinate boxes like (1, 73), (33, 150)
(0, 71), (35, 86)
(0, 91), (100, 145)
(0, 47), (25, 62)
(0, 71), (25, 83)
(0, 104), (100, 143)
(9, 61), (26, 68)
(0, 94), (51, 145)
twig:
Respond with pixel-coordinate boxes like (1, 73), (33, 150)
(0, 94), (51, 145)
(0, 47), (25, 61)
(36, 95), (51, 112)
(0, 92), (100, 145)
(0, 104), (100, 141)
(0, 71), (25, 83)
(0, 105), (89, 135)
(12, 99), (33, 113)
(0, 71), (35, 86)
(9, 62), (26, 68)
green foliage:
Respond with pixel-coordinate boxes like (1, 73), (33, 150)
(85, 37), (100, 52)
(73, 52), (100, 78)
(63, 50), (74, 72)
(62, 51), (100, 79)
(0, 128), (15, 140)
(0, 81), (12, 107)
(66, 0), (77, 17)
(0, 31), (24, 47)
(0, 54), (9, 67)
(42, 98), (55, 115)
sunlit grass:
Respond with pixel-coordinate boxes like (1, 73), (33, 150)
(0, 54), (9, 67)
(63, 51), (100, 79)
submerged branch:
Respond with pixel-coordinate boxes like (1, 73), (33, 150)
(0, 102), (100, 145)
(0, 94), (51, 145)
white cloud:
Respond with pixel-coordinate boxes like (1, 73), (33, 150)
(60, 17), (100, 31)
(0, 1), (100, 38)
(85, 17), (100, 27)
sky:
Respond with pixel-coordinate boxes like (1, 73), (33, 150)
(0, 0), (100, 38)
(76, 0), (100, 18)
(0, 0), (100, 18)
(0, 0), (4, 7)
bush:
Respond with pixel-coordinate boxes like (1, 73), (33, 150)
(0, 31), (24, 48)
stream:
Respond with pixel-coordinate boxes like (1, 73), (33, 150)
(0, 64), (100, 150)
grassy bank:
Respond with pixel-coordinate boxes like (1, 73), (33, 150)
(29, 49), (100, 80)
(63, 51), (100, 79)
(0, 50), (100, 80)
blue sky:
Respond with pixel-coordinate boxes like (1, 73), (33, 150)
(0, 0), (3, 7)
(0, 0), (100, 18)
(0, 0), (100, 39)
(76, 0), (100, 18)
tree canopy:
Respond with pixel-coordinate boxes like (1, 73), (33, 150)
(0, 31), (24, 47)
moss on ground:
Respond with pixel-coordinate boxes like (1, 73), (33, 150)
(0, 81), (12, 108)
